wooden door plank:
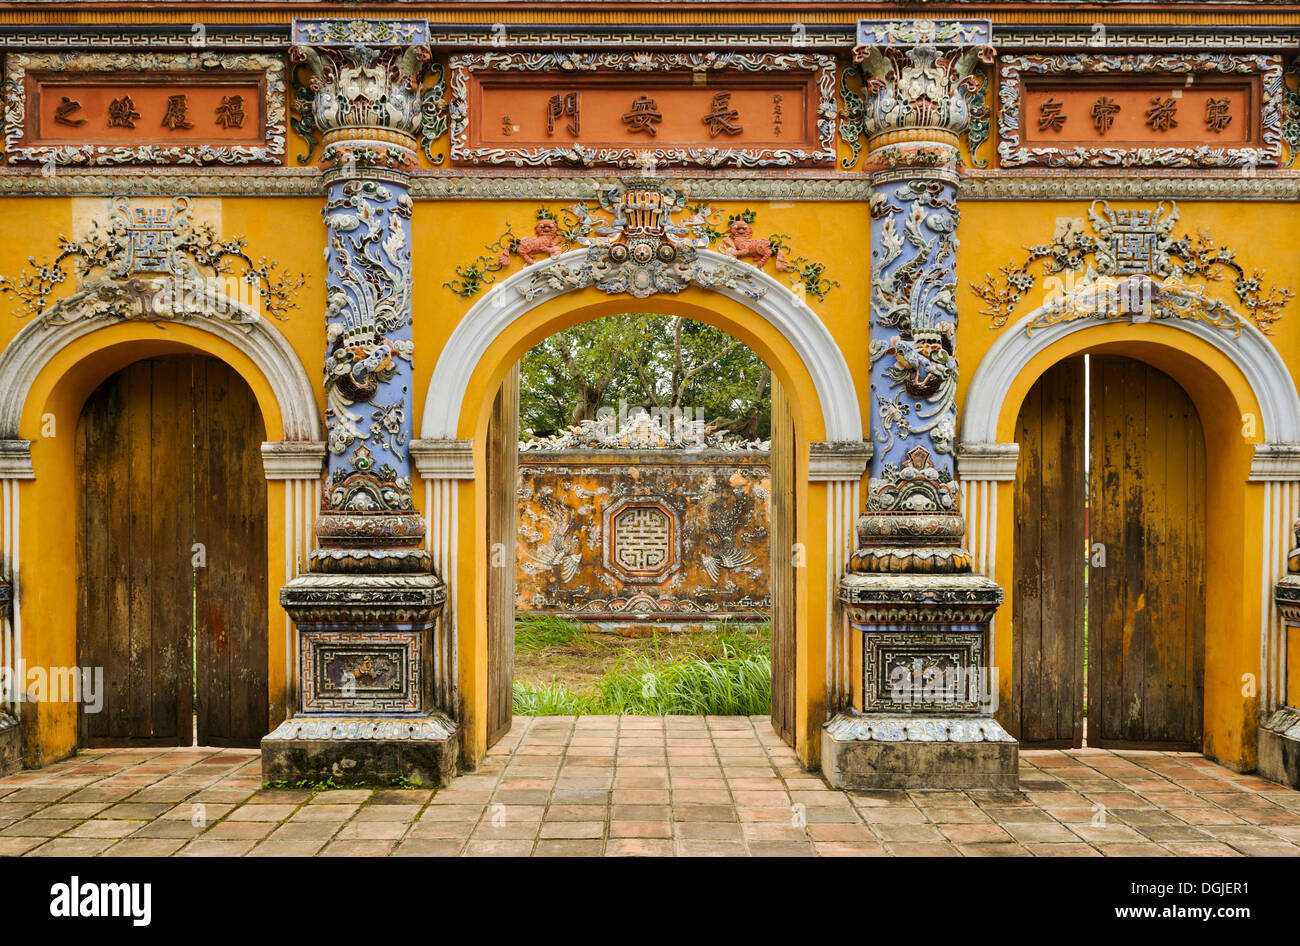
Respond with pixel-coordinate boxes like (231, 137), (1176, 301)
(486, 364), (519, 747)
(148, 356), (192, 745)
(78, 359), (190, 747)
(195, 357), (269, 748)
(1089, 356), (1205, 749)
(769, 378), (796, 745)
(1010, 358), (1085, 745)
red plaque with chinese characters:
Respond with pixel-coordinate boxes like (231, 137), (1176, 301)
(3, 52), (286, 166)
(1021, 77), (1258, 150)
(27, 74), (266, 145)
(449, 53), (836, 168)
(997, 54), (1282, 168)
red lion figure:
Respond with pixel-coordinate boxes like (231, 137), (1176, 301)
(499, 218), (565, 266)
(722, 220), (788, 271)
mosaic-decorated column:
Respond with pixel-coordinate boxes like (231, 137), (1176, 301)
(828, 19), (1013, 790)
(265, 19), (455, 786)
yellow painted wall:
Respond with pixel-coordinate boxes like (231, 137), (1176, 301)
(2, 169), (1299, 773)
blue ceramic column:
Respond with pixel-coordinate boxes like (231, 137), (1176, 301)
(829, 19), (1013, 790)
(266, 19), (456, 787)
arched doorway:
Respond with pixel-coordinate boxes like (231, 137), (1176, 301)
(419, 249), (864, 768)
(1008, 354), (1207, 749)
(75, 355), (269, 748)
(483, 311), (791, 746)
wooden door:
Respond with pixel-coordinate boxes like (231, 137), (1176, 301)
(1006, 358), (1087, 746)
(78, 358), (195, 747)
(486, 364), (519, 747)
(195, 358), (269, 748)
(1088, 356), (1206, 749)
(769, 378), (797, 745)
(77, 355), (268, 748)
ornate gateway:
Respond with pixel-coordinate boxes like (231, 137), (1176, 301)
(0, 4), (1298, 803)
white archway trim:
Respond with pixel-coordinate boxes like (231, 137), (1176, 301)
(0, 283), (323, 442)
(960, 297), (1300, 445)
(421, 248), (862, 441)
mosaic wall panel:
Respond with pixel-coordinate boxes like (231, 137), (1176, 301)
(516, 450), (771, 621)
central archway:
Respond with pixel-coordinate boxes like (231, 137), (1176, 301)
(418, 248), (865, 769)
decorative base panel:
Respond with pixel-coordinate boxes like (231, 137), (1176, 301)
(821, 712), (1018, 791)
(261, 715), (459, 788)
(0, 710), (20, 777)
(1257, 709), (1300, 789)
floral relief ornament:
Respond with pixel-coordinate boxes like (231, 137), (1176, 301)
(447, 185), (837, 302)
(289, 41), (447, 166)
(839, 20), (994, 169)
(322, 180), (415, 477)
(0, 196), (306, 324)
(970, 199), (1293, 334)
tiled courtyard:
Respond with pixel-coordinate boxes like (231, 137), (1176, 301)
(1, 715), (1299, 857)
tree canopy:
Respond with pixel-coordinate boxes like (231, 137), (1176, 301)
(519, 313), (772, 440)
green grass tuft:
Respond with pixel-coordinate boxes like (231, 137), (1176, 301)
(514, 614), (585, 652)
(513, 622), (771, 717)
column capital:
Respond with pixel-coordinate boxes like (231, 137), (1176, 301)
(851, 18), (994, 171)
(290, 18), (438, 176)
(809, 441), (873, 482)
(0, 439), (33, 480)
(1249, 442), (1300, 482)
(956, 442), (1019, 482)
(410, 439), (476, 481)
(261, 440), (327, 480)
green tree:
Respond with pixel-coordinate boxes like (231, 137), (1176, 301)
(519, 314), (771, 440)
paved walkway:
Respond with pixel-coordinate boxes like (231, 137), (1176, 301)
(1, 715), (1299, 856)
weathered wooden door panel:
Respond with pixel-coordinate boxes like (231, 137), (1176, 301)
(77, 355), (268, 749)
(195, 358), (269, 748)
(486, 364), (520, 747)
(769, 378), (796, 746)
(1006, 358), (1086, 746)
(1088, 356), (1206, 749)
(78, 358), (195, 747)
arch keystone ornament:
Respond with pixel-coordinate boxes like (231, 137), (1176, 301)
(825, 19), (1015, 792)
(265, 18), (456, 788)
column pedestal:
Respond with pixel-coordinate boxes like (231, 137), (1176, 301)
(263, 572), (458, 787)
(827, 571), (1014, 790)
(1261, 572), (1300, 788)
(826, 573), (1014, 790)
(1258, 708), (1300, 789)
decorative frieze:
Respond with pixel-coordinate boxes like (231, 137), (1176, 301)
(448, 180), (835, 303)
(5, 25), (1300, 55)
(10, 167), (1300, 202)
(3, 53), (286, 167)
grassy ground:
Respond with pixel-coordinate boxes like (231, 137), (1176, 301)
(512, 616), (771, 717)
